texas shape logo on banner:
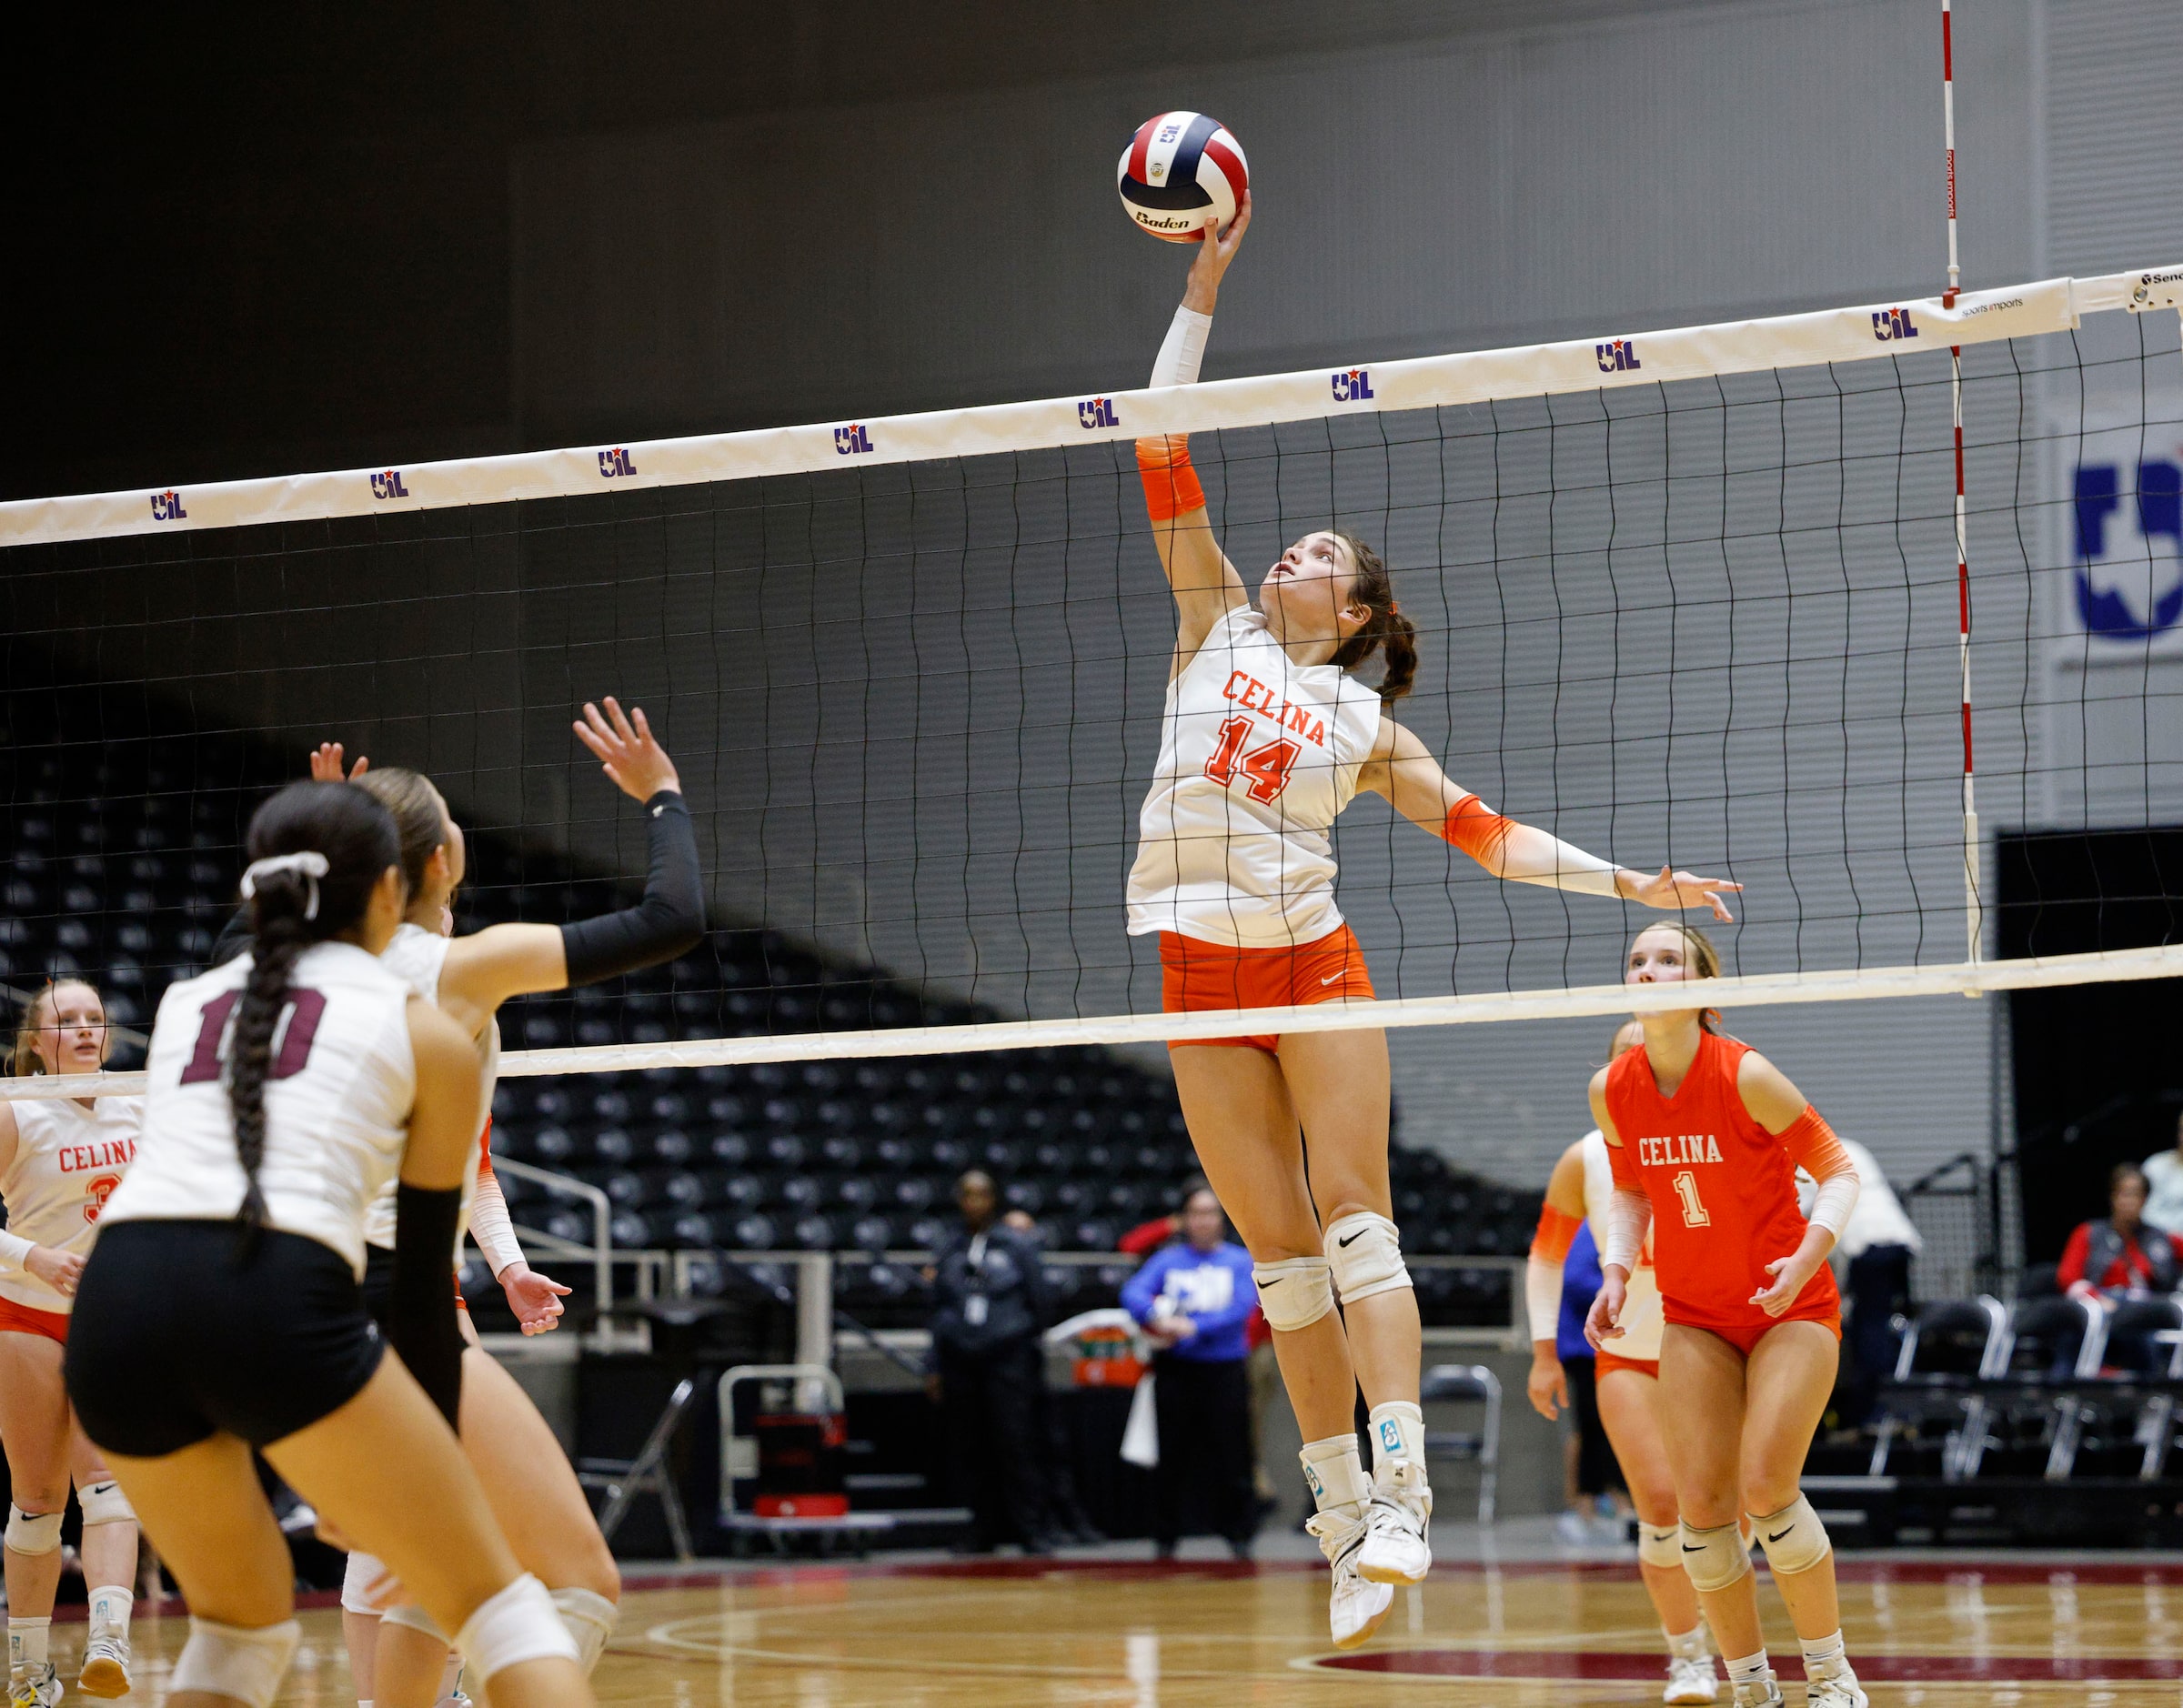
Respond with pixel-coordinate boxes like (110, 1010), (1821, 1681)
(2074, 451), (2183, 641)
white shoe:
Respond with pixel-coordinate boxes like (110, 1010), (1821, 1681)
(1305, 1499), (1394, 1649)
(1728, 1672), (1784, 1708)
(1664, 1652), (1720, 1703)
(9, 1662), (62, 1708)
(1803, 1672), (1868, 1708)
(77, 1634), (132, 1700)
(1355, 1458), (1433, 1585)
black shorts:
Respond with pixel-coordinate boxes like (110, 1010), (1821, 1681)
(65, 1220), (386, 1458)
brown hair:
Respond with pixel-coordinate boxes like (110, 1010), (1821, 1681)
(353, 766), (449, 896)
(1326, 532), (1417, 704)
(2112, 1162), (2149, 1197)
(11, 980), (103, 1077)
(1605, 1019), (1645, 1061)
(1630, 921), (1725, 1034)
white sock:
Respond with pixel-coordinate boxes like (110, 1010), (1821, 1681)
(9, 1617), (50, 1670)
(1666, 1623), (1709, 1661)
(549, 1585), (617, 1673)
(1725, 1649), (1771, 1688)
(1365, 1401), (1426, 1479)
(1300, 1434), (1371, 1510)
(88, 1584), (133, 1645)
(1799, 1630), (1849, 1678)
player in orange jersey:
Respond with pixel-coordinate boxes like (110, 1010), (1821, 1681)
(1585, 924), (1866, 1708)
(1529, 1019), (1719, 1704)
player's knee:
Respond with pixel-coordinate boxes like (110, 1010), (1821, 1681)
(1252, 1256), (1334, 1332)
(382, 1603), (449, 1642)
(172, 1616), (301, 1708)
(1323, 1211), (1411, 1304)
(339, 1552), (385, 1618)
(1677, 1520), (1752, 1593)
(6, 1503), (64, 1556)
(1637, 1522), (1685, 1572)
(75, 1480), (136, 1529)
(456, 1574), (578, 1683)
(1748, 1493), (1831, 1577)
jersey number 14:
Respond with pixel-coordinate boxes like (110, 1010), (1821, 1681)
(1205, 717), (1301, 803)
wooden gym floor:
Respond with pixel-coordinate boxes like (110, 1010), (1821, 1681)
(64, 1545), (2183, 1704)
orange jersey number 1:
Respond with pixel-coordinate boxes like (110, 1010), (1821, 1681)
(1672, 1170), (1711, 1229)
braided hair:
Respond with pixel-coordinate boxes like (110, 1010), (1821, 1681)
(230, 781), (402, 1234)
(1325, 532), (1417, 704)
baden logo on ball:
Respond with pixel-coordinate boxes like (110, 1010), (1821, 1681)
(1117, 111), (1248, 242)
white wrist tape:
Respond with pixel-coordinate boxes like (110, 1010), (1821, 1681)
(468, 1170), (526, 1278)
(1601, 1185), (1653, 1277)
(1150, 306), (1212, 388)
(1526, 1255), (1565, 1345)
(1806, 1170), (1860, 1240)
(0, 1231), (35, 1271)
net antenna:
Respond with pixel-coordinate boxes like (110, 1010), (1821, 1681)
(1943, 0), (1980, 968)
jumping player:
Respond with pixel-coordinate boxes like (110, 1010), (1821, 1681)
(1530, 1019), (1719, 1704)
(1586, 923), (1866, 1708)
(0, 982), (140, 1706)
(304, 699), (701, 1706)
(63, 780), (589, 1708)
(1130, 197), (1741, 1646)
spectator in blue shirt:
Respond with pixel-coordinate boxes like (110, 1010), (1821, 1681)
(1122, 1186), (1260, 1556)
(1550, 1219), (1628, 1542)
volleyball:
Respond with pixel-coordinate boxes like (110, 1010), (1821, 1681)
(1116, 111), (1248, 241)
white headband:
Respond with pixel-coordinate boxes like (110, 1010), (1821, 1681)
(239, 850), (331, 920)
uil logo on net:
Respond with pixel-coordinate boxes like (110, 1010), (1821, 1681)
(148, 489), (186, 521)
(1595, 339), (1641, 374)
(1872, 307), (1920, 341)
(370, 469), (410, 500)
(597, 447), (639, 478)
(1078, 397), (1121, 429)
(1331, 368), (1374, 402)
(2074, 455), (2183, 640)
(833, 424), (875, 456)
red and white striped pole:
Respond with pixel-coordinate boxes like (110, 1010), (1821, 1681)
(1945, 0), (1981, 966)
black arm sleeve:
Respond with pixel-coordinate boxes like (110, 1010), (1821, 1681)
(389, 1182), (467, 1426)
(558, 789), (706, 986)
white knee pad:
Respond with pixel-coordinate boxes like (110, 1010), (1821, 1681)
(340, 1551), (387, 1617)
(171, 1616), (300, 1708)
(75, 1481), (135, 1529)
(5, 1504), (62, 1556)
(383, 1603), (450, 1642)
(1678, 1520), (1753, 1593)
(456, 1573), (578, 1682)
(1323, 1211), (1411, 1304)
(1252, 1256), (1334, 1332)
(1750, 1494), (1831, 1577)
(550, 1585), (618, 1674)
(1638, 1522), (1685, 1571)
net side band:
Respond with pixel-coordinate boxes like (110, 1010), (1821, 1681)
(15, 943), (2177, 1100)
(11, 268), (2179, 548)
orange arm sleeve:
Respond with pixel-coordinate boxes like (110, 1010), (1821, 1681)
(1605, 1132), (1643, 1192)
(1530, 1204), (1583, 1264)
(1441, 794), (1514, 868)
(1136, 436), (1205, 523)
(476, 1117), (496, 1179)
(1777, 1105), (1852, 1179)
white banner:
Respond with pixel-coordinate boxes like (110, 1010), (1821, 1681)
(12, 270), (2182, 548)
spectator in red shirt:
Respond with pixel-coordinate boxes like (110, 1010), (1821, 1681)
(2060, 1164), (2182, 1301)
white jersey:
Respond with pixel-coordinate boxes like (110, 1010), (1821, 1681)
(360, 923), (499, 1255)
(1125, 604), (1383, 948)
(103, 941), (416, 1276)
(0, 1093), (143, 1313)
(1581, 1128), (1664, 1361)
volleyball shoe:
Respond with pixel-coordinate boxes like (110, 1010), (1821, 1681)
(1663, 1651), (1719, 1703)
(1304, 1501), (1393, 1648)
(75, 1634), (131, 1700)
(1355, 1457), (1432, 1584)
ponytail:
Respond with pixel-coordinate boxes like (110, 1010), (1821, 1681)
(229, 781), (403, 1241)
(1325, 532), (1416, 704)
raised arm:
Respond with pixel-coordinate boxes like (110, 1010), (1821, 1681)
(1358, 718), (1743, 921)
(1137, 194), (1252, 670)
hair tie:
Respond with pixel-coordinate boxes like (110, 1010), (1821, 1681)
(240, 850), (330, 921)
(1388, 600), (1401, 615)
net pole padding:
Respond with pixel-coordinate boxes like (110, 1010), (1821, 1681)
(1942, 0), (1981, 969)
(19, 268), (2183, 548)
(15, 944), (2183, 1101)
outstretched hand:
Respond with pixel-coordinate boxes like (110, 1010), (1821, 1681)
(1181, 190), (1252, 314)
(1622, 864), (1742, 923)
(500, 1261), (574, 1335)
(309, 742), (368, 782)
(573, 697), (681, 802)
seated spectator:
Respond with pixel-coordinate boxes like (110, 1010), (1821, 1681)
(1121, 1186), (1258, 1558)
(2143, 1114), (2183, 1235)
(928, 1170), (1059, 1554)
(1826, 1137), (1922, 1427)
(2060, 1163), (2180, 1302)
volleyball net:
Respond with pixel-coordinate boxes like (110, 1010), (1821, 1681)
(5, 264), (2183, 1100)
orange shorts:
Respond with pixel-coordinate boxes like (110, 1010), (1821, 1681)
(0, 1297), (70, 1344)
(1595, 1350), (1660, 1381)
(1160, 925), (1375, 1054)
(1668, 1301), (1842, 1359)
